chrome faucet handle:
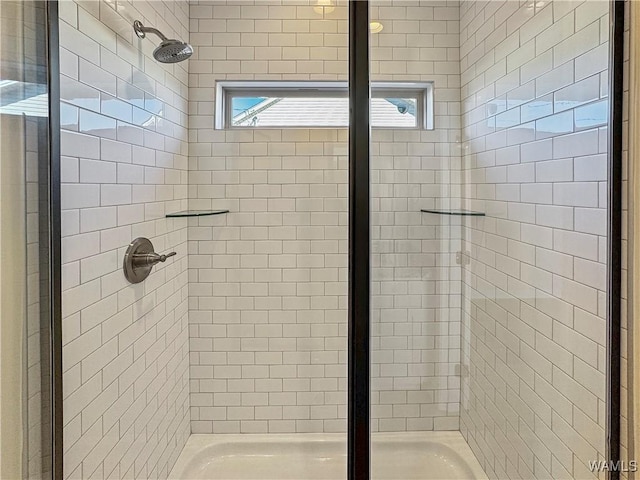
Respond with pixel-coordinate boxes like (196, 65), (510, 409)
(132, 251), (176, 268)
(158, 251), (177, 262)
(123, 238), (177, 283)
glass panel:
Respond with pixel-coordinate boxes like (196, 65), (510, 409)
(371, 0), (611, 479)
(0, 1), (52, 478)
(369, 1), (463, 476)
(168, 1), (350, 479)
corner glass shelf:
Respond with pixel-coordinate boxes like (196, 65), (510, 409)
(421, 209), (485, 217)
(166, 209), (230, 218)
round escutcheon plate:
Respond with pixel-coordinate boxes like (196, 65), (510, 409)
(123, 237), (154, 284)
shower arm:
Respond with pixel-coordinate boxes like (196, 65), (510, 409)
(133, 20), (169, 42)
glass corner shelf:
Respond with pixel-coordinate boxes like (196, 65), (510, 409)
(166, 209), (230, 218)
(420, 209), (485, 217)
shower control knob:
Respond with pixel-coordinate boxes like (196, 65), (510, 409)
(123, 237), (177, 284)
(132, 251), (176, 268)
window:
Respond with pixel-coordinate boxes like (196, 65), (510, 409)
(215, 81), (433, 130)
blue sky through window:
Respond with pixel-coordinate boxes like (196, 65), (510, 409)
(232, 97), (265, 118)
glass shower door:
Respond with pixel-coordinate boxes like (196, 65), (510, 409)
(459, 2), (613, 478)
(0, 1), (59, 478)
(367, 1), (618, 479)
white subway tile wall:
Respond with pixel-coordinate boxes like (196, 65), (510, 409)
(459, 1), (610, 479)
(60, 1), (190, 478)
(188, 0), (462, 434)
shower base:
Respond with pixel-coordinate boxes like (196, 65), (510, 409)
(168, 431), (487, 480)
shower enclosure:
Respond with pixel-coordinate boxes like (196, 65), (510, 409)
(0, 1), (61, 478)
(0, 0), (624, 479)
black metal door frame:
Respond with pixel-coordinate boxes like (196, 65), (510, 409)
(348, 2), (370, 480)
(607, 1), (624, 479)
(46, 1), (63, 479)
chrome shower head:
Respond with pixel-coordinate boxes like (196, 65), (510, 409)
(153, 40), (193, 64)
(133, 20), (193, 64)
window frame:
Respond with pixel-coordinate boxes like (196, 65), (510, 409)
(215, 81), (434, 130)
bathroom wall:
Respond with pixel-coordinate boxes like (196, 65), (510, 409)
(188, 0), (462, 434)
(59, 1), (190, 478)
(459, 1), (610, 479)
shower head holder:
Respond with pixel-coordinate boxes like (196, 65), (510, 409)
(133, 20), (168, 41)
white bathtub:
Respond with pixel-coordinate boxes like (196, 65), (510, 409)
(169, 431), (488, 480)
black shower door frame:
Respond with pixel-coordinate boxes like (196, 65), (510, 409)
(348, 2), (370, 480)
(47, 1), (63, 479)
(607, 2), (624, 480)
(346, 2), (625, 480)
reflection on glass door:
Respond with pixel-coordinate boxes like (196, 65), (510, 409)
(0, 1), (56, 478)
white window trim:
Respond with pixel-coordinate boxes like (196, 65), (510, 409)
(215, 80), (434, 130)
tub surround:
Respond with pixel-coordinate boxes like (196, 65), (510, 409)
(187, 0), (463, 436)
(459, 1), (610, 478)
(59, 1), (190, 478)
